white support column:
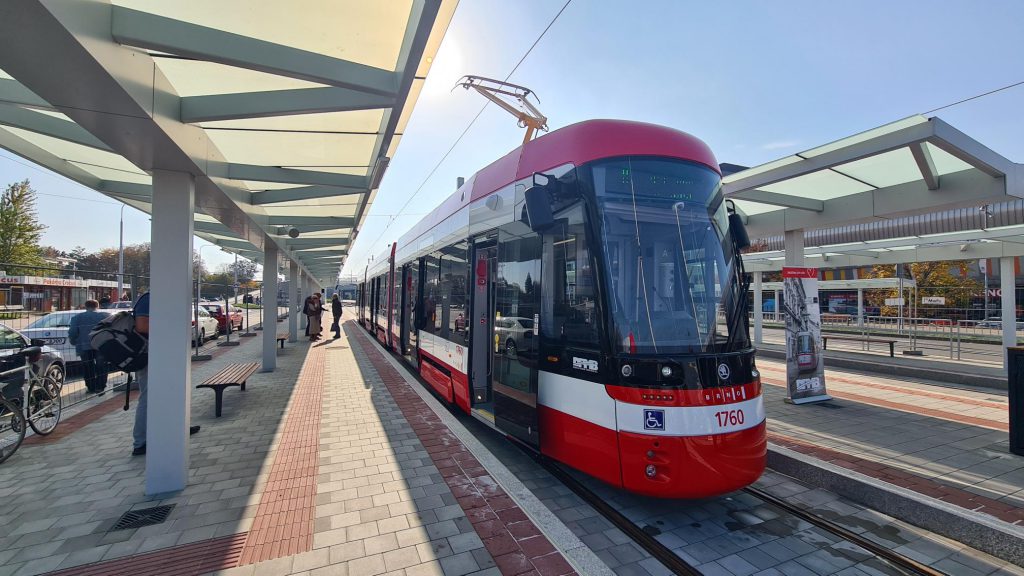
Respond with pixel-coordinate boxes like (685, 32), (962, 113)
(773, 289), (780, 322)
(753, 271), (763, 345)
(288, 260), (299, 342)
(1002, 257), (1016, 371)
(146, 170), (194, 495)
(262, 242), (279, 372)
(857, 288), (865, 328)
(784, 230), (805, 266)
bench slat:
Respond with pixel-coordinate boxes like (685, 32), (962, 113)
(200, 362), (260, 386)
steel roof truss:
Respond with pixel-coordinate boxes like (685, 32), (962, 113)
(729, 189), (824, 212)
(227, 164), (369, 189)
(909, 142), (939, 191)
(251, 185), (365, 205)
(181, 87), (396, 124)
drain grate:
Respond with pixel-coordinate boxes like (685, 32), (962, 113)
(112, 504), (175, 531)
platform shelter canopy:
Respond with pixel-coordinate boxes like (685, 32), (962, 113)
(0, 0), (457, 283)
(725, 115), (1022, 242)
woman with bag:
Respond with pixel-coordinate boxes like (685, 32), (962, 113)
(330, 293), (342, 339)
(305, 293), (325, 341)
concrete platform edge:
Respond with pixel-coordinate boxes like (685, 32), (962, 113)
(354, 327), (615, 576)
(756, 347), (1006, 390)
(767, 442), (1024, 566)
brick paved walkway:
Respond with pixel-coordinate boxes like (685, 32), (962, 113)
(758, 358), (1024, 527)
(0, 310), (577, 576)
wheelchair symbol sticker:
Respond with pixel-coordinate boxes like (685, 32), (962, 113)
(644, 409), (665, 431)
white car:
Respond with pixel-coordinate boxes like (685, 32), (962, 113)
(494, 317), (534, 356)
(191, 307), (219, 345)
(19, 310), (111, 363)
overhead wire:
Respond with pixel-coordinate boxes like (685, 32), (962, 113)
(356, 0), (573, 261)
(922, 79), (1024, 115)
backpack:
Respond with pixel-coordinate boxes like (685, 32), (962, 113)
(89, 311), (148, 372)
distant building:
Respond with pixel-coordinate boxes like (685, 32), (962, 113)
(0, 274), (128, 312)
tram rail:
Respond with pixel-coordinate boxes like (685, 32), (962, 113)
(524, 448), (949, 576)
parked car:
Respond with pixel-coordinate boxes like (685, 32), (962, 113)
(102, 301), (133, 310)
(19, 310), (111, 364)
(201, 303), (243, 333)
(976, 317), (1024, 330)
(494, 317), (534, 356)
(191, 307), (219, 345)
(0, 322), (66, 397)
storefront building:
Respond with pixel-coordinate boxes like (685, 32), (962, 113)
(0, 276), (128, 312)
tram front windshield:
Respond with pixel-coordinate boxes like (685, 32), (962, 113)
(590, 157), (748, 355)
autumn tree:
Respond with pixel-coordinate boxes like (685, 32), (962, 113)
(862, 261), (980, 317)
(0, 180), (46, 271)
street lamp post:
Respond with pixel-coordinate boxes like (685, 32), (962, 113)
(192, 243), (219, 361)
(117, 204), (126, 302)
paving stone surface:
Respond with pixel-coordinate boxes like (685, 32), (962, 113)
(0, 316), (299, 575)
(456, 387), (1024, 576)
(756, 359), (1024, 523)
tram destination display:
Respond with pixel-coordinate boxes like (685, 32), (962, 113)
(782, 267), (831, 404)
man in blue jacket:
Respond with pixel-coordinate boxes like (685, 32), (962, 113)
(68, 299), (109, 394)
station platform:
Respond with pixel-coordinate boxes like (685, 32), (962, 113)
(0, 312), (577, 576)
(1, 310), (1022, 576)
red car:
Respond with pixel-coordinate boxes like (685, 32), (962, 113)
(201, 304), (243, 333)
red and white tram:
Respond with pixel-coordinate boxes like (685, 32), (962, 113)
(358, 119), (765, 498)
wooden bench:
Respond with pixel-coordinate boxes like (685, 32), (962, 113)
(821, 334), (896, 357)
(276, 333), (287, 348)
(196, 362), (259, 417)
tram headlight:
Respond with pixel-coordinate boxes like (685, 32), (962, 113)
(621, 364), (633, 377)
(645, 464), (657, 478)
(660, 366), (672, 378)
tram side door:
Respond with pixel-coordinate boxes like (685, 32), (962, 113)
(470, 238), (496, 408)
(492, 224), (541, 447)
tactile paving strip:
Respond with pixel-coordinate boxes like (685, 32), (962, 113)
(237, 331), (326, 564)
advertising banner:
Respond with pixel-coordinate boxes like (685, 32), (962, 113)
(782, 267), (831, 404)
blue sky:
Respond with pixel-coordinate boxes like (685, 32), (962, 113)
(1, 0), (1022, 276)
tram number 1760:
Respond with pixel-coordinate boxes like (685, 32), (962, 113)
(715, 409), (745, 427)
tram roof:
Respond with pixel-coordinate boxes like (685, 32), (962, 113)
(0, 1), (457, 284)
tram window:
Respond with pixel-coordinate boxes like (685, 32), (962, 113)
(421, 254), (439, 333)
(445, 241), (469, 343)
(438, 254), (452, 339)
(549, 205), (599, 346)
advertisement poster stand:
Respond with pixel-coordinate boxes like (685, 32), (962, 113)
(782, 267), (831, 405)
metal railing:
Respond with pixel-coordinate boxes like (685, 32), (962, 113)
(750, 311), (1010, 365)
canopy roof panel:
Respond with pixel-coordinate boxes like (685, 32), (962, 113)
(115, 0), (413, 71)
(0, 0), (458, 284)
(725, 115), (1020, 237)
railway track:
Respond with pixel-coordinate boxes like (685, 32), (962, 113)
(528, 448), (948, 576)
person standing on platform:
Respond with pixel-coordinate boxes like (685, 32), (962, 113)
(68, 299), (108, 394)
(330, 293), (342, 339)
(305, 293), (325, 341)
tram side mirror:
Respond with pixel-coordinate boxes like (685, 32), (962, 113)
(729, 213), (750, 250)
(523, 185), (555, 232)
(30, 338), (45, 347)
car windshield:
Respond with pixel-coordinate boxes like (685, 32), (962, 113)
(589, 157), (748, 355)
(26, 313), (73, 329)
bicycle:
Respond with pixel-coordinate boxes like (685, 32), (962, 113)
(0, 343), (63, 464)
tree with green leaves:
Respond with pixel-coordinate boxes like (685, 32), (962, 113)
(0, 180), (46, 270)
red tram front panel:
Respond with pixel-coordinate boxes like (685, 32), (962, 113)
(538, 373), (766, 499)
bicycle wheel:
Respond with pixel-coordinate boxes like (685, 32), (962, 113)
(27, 376), (61, 435)
(0, 396), (26, 464)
